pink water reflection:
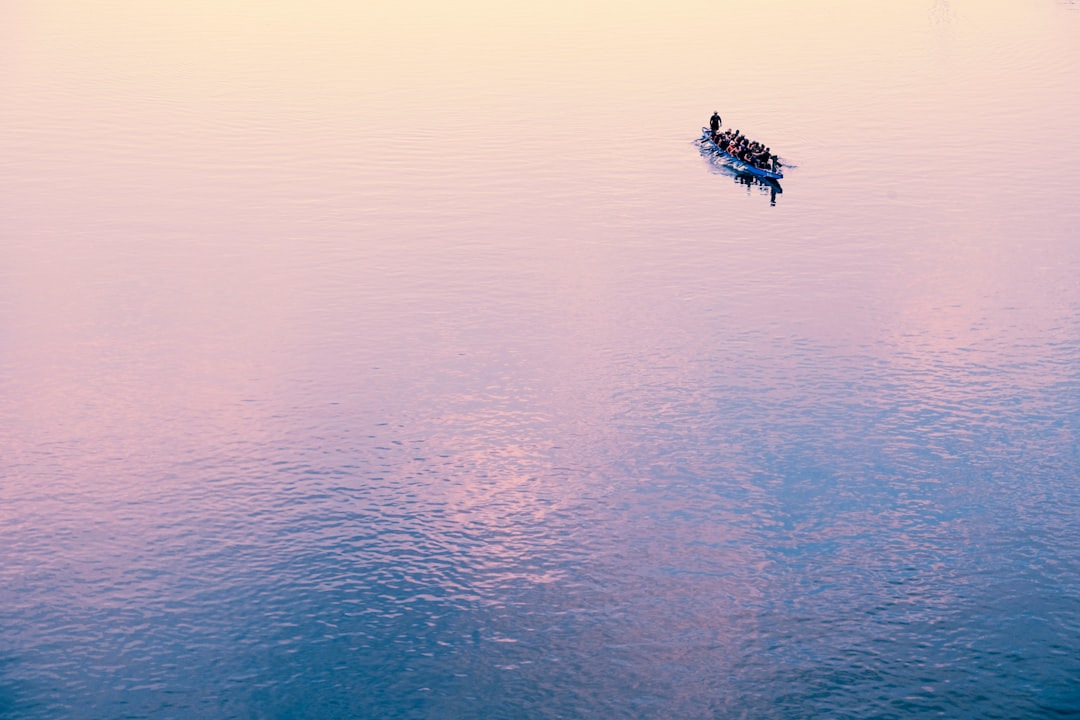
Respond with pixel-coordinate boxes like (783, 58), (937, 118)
(2, 0), (1080, 716)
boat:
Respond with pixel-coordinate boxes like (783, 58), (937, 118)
(699, 127), (784, 180)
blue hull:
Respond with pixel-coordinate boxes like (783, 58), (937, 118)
(700, 128), (783, 180)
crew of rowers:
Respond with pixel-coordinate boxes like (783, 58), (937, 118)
(707, 113), (780, 172)
(710, 128), (780, 172)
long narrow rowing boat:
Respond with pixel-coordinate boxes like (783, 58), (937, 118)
(699, 127), (783, 180)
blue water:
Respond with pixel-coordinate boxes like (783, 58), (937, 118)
(2, 0), (1080, 717)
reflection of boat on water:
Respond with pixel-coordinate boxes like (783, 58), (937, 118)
(699, 127), (783, 180)
(697, 134), (783, 205)
(734, 172), (782, 206)
(734, 171), (782, 195)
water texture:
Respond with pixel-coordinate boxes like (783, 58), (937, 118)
(2, 0), (1079, 717)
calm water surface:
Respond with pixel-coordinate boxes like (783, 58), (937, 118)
(2, 0), (1080, 717)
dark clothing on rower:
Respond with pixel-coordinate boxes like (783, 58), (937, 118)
(710, 113), (721, 133)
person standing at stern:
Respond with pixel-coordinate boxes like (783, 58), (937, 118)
(710, 111), (722, 134)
